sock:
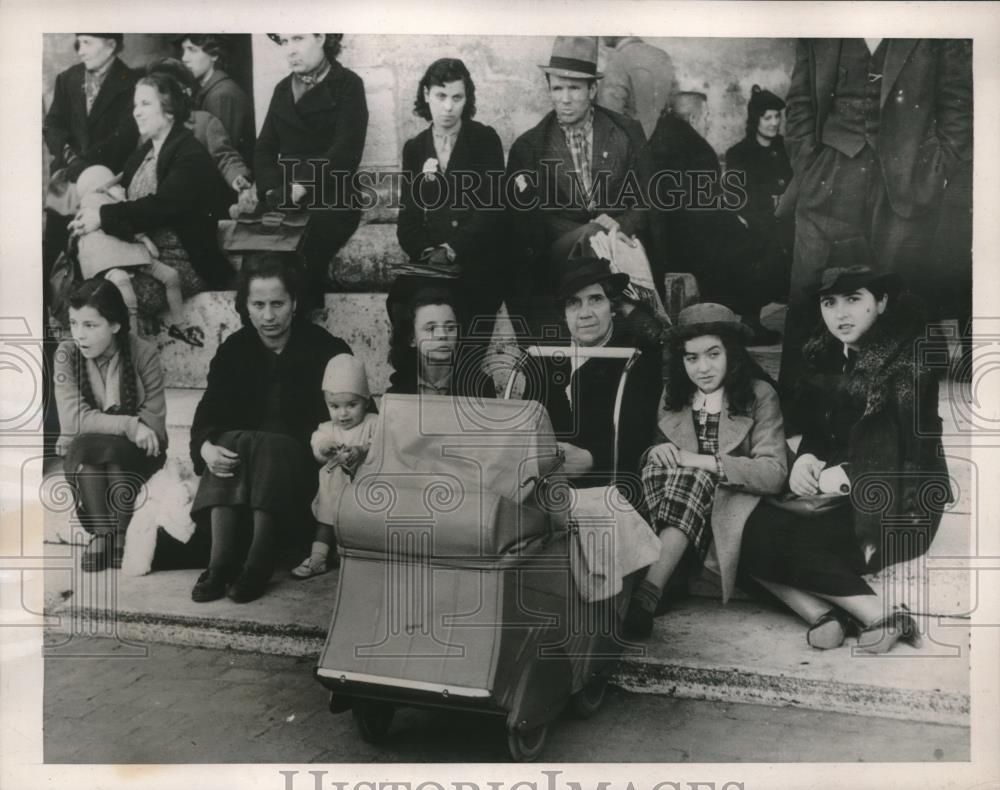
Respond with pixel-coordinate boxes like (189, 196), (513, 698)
(633, 580), (663, 614)
(310, 541), (330, 561)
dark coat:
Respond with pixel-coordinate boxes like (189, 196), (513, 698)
(506, 105), (653, 279)
(724, 134), (793, 228)
(195, 68), (255, 165)
(254, 61), (368, 209)
(43, 58), (140, 181)
(795, 292), (951, 572)
(783, 38), (973, 219)
(189, 322), (351, 475)
(526, 312), (663, 493)
(397, 120), (505, 280)
(99, 123), (230, 287)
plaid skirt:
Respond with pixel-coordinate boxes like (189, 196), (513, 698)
(641, 463), (718, 558)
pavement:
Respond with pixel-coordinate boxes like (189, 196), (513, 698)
(43, 635), (969, 763)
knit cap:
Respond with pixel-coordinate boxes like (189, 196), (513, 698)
(748, 84), (785, 117)
(322, 354), (370, 398)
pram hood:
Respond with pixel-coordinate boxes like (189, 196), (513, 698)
(336, 394), (565, 558)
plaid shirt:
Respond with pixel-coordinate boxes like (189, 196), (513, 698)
(561, 108), (594, 208)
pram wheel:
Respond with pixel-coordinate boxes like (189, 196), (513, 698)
(569, 676), (608, 718)
(352, 701), (395, 743)
(506, 723), (548, 762)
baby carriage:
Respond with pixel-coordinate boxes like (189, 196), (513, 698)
(314, 346), (649, 761)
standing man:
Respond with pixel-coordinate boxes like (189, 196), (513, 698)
(43, 33), (139, 274)
(506, 36), (654, 342)
(255, 34), (368, 309)
(778, 38), (972, 408)
(599, 36), (676, 139)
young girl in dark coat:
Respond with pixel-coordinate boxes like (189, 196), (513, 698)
(740, 238), (951, 653)
(54, 278), (168, 571)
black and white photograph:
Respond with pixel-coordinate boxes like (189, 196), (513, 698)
(1, 1), (998, 788)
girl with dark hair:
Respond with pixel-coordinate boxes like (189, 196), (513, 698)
(176, 34), (255, 163)
(386, 284), (496, 397)
(740, 238), (951, 653)
(624, 302), (786, 638)
(188, 252), (351, 603)
(53, 278), (168, 572)
(255, 34), (368, 308)
(69, 67), (231, 299)
(392, 58), (505, 356)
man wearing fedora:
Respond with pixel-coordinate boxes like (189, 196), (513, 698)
(505, 36), (655, 343)
(777, 38), (972, 400)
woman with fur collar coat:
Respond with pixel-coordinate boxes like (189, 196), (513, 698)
(740, 238), (951, 654)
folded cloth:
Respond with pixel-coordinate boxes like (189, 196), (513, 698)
(568, 485), (662, 602)
(588, 230), (671, 329)
(120, 456), (198, 576)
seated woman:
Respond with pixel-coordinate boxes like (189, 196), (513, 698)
(625, 303), (787, 638)
(386, 284), (496, 398)
(70, 67), (232, 304)
(392, 58), (505, 350)
(53, 278), (167, 572)
(525, 257), (663, 494)
(188, 252), (351, 603)
(740, 238), (951, 653)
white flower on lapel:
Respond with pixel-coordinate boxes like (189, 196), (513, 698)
(422, 157), (439, 181)
(602, 151), (608, 160)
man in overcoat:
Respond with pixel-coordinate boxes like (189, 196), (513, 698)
(777, 38), (972, 407)
(505, 36), (654, 342)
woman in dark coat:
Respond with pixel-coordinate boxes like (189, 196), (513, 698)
(386, 284), (496, 398)
(254, 34), (368, 306)
(392, 58), (506, 350)
(188, 253), (351, 603)
(70, 68), (231, 293)
(740, 238), (951, 653)
(525, 258), (664, 496)
(724, 85), (794, 320)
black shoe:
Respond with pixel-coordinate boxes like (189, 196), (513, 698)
(191, 568), (232, 602)
(110, 535), (126, 570)
(227, 566), (271, 603)
(623, 601), (654, 639)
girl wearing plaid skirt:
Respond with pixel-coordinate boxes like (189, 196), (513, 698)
(624, 303), (787, 638)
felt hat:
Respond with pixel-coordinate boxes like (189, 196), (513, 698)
(806, 237), (903, 297)
(747, 84), (786, 116)
(322, 354), (370, 398)
(75, 165), (117, 197)
(539, 36), (603, 80)
(554, 257), (629, 303)
(665, 302), (754, 342)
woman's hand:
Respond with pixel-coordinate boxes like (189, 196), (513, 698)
(789, 453), (825, 496)
(647, 442), (681, 469)
(133, 422), (161, 457)
(71, 207), (102, 236)
(201, 440), (240, 477)
(232, 175), (252, 193)
(290, 183), (307, 206)
(557, 442), (594, 476)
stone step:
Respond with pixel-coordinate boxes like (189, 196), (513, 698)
(40, 556), (969, 727)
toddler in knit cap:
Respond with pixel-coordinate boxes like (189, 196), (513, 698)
(293, 354), (379, 579)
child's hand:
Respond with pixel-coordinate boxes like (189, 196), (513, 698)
(137, 234), (159, 259)
(340, 445), (368, 475)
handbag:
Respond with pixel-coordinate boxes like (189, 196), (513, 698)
(218, 209), (310, 253)
(587, 230), (672, 328)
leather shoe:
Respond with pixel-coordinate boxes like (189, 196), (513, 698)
(227, 566), (271, 603)
(191, 568), (233, 603)
(81, 535), (113, 573)
(623, 601), (654, 639)
(857, 610), (922, 654)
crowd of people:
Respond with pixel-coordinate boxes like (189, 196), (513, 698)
(47, 33), (968, 655)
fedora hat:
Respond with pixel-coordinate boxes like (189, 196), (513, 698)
(554, 257), (629, 302)
(806, 237), (903, 297)
(539, 36), (603, 80)
(665, 303), (753, 342)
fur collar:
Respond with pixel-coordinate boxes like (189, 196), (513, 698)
(802, 291), (929, 417)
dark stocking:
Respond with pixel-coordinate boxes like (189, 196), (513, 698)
(245, 510), (278, 575)
(208, 506), (241, 571)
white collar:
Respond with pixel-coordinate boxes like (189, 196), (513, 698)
(692, 388), (724, 414)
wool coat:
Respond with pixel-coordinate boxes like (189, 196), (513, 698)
(43, 58), (140, 181)
(194, 68), (255, 165)
(794, 292), (951, 571)
(99, 123), (230, 287)
(648, 379), (787, 602)
(189, 322), (351, 476)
